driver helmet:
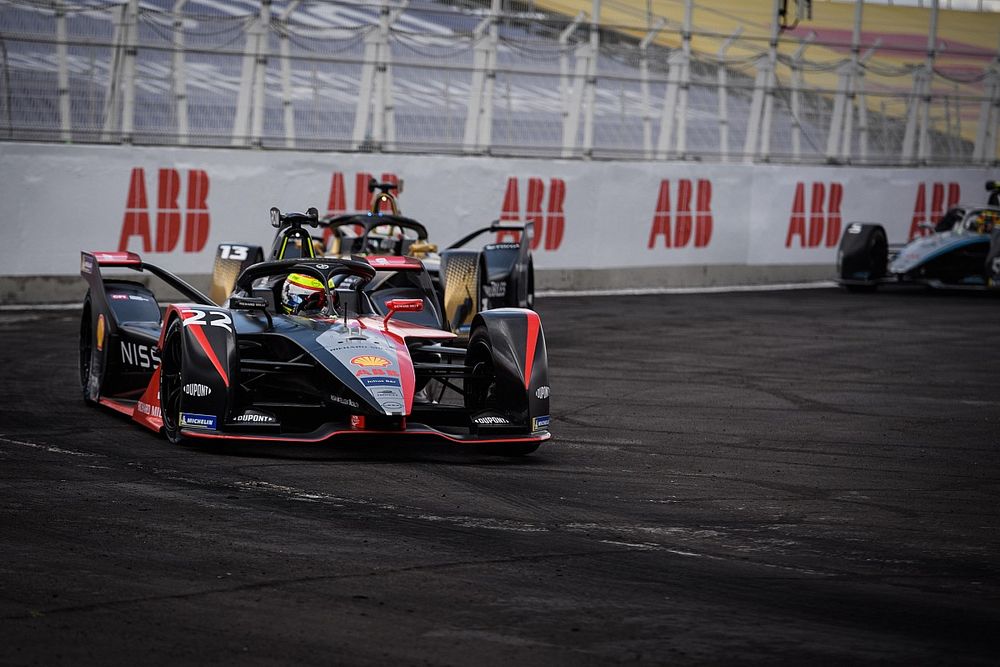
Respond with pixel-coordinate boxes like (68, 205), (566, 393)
(281, 273), (331, 314)
(979, 210), (998, 234)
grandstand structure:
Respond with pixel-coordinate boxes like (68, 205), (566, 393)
(0, 0), (997, 165)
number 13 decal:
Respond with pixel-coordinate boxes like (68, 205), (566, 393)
(182, 309), (233, 333)
(219, 244), (249, 261)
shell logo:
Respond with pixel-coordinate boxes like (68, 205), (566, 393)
(96, 314), (106, 351)
(351, 355), (390, 367)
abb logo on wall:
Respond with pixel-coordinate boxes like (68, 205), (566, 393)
(325, 171), (400, 215)
(324, 171), (400, 242)
(647, 179), (713, 249)
(496, 177), (566, 251)
(118, 168), (210, 253)
(785, 182), (842, 248)
(908, 182), (959, 240)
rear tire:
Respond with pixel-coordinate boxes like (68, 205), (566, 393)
(79, 295), (99, 406)
(159, 319), (187, 445)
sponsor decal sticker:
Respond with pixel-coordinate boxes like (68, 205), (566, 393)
(531, 415), (550, 432)
(360, 376), (401, 387)
(96, 314), (106, 352)
(180, 413), (217, 429)
(847, 223), (863, 234)
(111, 293), (129, 300)
(382, 401), (403, 410)
(535, 385), (550, 399)
(234, 411), (276, 424)
(485, 243), (520, 250)
(315, 263), (330, 269)
(121, 341), (160, 369)
(474, 416), (510, 425)
(137, 400), (161, 418)
(483, 281), (507, 298)
(81, 256), (94, 274)
(330, 394), (360, 409)
(351, 355), (390, 367)
(183, 383), (212, 397)
(350, 415), (366, 429)
(375, 389), (400, 398)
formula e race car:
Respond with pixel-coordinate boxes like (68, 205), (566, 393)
(208, 181), (535, 337)
(836, 204), (1000, 292)
(79, 250), (551, 454)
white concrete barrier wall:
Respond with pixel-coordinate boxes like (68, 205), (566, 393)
(1, 142), (997, 301)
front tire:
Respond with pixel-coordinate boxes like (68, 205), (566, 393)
(465, 328), (536, 457)
(159, 318), (187, 444)
(79, 295), (99, 405)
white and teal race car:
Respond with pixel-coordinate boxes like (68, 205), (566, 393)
(837, 204), (1000, 292)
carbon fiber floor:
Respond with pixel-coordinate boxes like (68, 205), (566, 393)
(1, 289), (998, 665)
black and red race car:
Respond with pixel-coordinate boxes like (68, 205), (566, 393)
(79, 249), (550, 454)
(207, 181), (535, 337)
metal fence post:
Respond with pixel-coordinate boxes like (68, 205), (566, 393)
(639, 18), (665, 159)
(279, 0), (300, 149)
(171, 0), (189, 145)
(55, 0), (71, 142)
(716, 28), (741, 162)
(120, 0), (138, 144)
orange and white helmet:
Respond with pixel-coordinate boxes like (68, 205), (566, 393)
(281, 273), (328, 314)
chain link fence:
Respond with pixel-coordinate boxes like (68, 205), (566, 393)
(1, 0), (997, 164)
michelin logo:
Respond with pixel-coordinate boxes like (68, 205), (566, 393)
(180, 413), (217, 430)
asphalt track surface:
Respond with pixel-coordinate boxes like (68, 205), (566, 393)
(1, 289), (998, 665)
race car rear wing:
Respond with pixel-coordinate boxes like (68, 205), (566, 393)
(80, 251), (215, 306)
(447, 220), (535, 250)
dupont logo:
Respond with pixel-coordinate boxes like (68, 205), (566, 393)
(647, 179), (713, 249)
(909, 182), (960, 240)
(183, 383), (212, 397)
(496, 177), (566, 251)
(179, 413), (217, 429)
(785, 182), (843, 248)
(119, 168), (210, 253)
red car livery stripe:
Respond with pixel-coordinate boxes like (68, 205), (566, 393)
(523, 311), (540, 389)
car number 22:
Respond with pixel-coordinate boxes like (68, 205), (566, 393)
(182, 309), (233, 333)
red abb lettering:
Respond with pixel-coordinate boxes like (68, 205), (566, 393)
(807, 182), (825, 247)
(525, 178), (545, 250)
(786, 181), (842, 248)
(497, 178), (521, 244)
(354, 172), (400, 212)
(647, 180), (672, 248)
(496, 177), (566, 250)
(184, 170), (210, 253)
(826, 183), (843, 247)
(120, 167), (210, 253)
(545, 178), (566, 251)
(694, 179), (713, 248)
(155, 169), (181, 253)
(674, 179), (693, 247)
(119, 167), (152, 253)
(648, 179), (712, 249)
(909, 182), (960, 239)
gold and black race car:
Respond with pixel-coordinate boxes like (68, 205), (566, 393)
(209, 180), (535, 337)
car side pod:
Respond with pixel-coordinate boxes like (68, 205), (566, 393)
(837, 222), (888, 292)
